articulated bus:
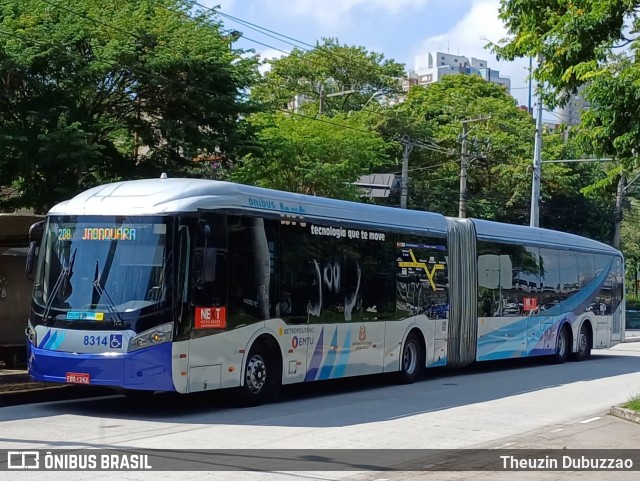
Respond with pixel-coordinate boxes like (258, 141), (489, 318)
(25, 177), (625, 404)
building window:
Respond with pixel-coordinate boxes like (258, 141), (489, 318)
(441, 62), (445, 65)
(454, 59), (457, 62)
(480, 63), (484, 67)
(441, 56), (445, 60)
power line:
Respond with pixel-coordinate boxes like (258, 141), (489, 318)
(212, 7), (319, 53)
(1, 1), (492, 170)
(201, 3), (389, 70)
(0, 9), (383, 138)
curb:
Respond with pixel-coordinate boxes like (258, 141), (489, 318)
(624, 337), (640, 343)
(610, 405), (640, 424)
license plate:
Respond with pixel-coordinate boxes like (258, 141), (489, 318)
(66, 372), (90, 384)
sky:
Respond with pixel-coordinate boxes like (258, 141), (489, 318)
(203, 0), (534, 109)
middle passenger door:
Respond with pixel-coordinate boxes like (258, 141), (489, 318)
(281, 221), (391, 382)
(307, 226), (392, 380)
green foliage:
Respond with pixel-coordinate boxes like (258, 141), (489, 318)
(253, 37), (405, 116)
(626, 299), (640, 310)
(230, 111), (390, 200)
(234, 38), (402, 199)
(623, 394), (640, 412)
(0, 0), (260, 211)
(492, 0), (635, 108)
(491, 2), (640, 165)
(578, 58), (640, 168)
(381, 75), (535, 220)
(492, 0), (640, 248)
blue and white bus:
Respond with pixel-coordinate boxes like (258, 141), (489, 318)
(25, 177), (625, 404)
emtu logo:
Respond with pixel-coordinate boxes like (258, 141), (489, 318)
(7, 451), (39, 469)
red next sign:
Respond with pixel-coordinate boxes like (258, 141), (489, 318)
(195, 307), (227, 329)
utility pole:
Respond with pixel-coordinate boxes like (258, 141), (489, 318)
(613, 174), (626, 249)
(319, 87), (357, 115)
(528, 57), (533, 114)
(539, 157), (637, 250)
(459, 122), (469, 218)
(459, 116), (490, 218)
(396, 136), (455, 209)
(612, 169), (640, 248)
(400, 139), (414, 209)
(530, 96), (543, 227)
(530, 57), (544, 227)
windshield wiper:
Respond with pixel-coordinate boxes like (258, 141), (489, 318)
(92, 261), (124, 327)
(42, 247), (77, 324)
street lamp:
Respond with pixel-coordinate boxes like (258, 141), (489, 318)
(347, 90), (387, 116)
(362, 90), (387, 109)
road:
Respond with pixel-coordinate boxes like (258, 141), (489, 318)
(0, 343), (639, 480)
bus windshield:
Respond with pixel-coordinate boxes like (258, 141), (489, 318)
(34, 216), (172, 321)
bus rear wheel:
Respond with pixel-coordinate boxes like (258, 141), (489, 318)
(552, 325), (571, 364)
(572, 323), (592, 362)
(238, 343), (280, 406)
(397, 333), (423, 384)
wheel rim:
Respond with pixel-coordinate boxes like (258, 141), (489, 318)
(557, 330), (566, 357)
(246, 355), (267, 393)
(403, 342), (417, 375)
(578, 330), (588, 354)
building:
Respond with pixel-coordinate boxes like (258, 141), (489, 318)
(409, 51), (511, 93)
(557, 86), (589, 126)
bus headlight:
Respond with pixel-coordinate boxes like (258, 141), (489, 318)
(129, 322), (173, 351)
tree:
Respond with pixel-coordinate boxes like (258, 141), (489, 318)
(235, 38), (402, 199)
(0, 0), (260, 211)
(230, 111), (391, 200)
(379, 75), (535, 220)
(538, 126), (616, 241)
(253, 37), (405, 116)
(493, 0), (640, 247)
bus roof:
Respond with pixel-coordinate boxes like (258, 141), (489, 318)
(471, 218), (619, 255)
(48, 178), (621, 255)
(48, 178), (450, 236)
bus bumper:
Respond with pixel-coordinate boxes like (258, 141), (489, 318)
(27, 342), (176, 392)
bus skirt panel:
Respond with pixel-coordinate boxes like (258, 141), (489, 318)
(27, 341), (176, 392)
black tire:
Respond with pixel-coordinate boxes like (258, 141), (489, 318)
(572, 323), (592, 361)
(397, 333), (423, 384)
(552, 325), (571, 364)
(238, 343), (280, 406)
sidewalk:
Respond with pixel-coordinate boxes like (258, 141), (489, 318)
(350, 413), (640, 481)
(625, 329), (640, 342)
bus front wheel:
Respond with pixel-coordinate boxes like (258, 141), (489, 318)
(238, 343), (280, 406)
(397, 333), (423, 384)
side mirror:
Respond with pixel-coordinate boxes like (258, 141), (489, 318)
(25, 241), (38, 281)
(25, 220), (44, 281)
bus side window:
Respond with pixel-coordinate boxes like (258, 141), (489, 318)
(193, 214), (227, 308)
(227, 216), (277, 326)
